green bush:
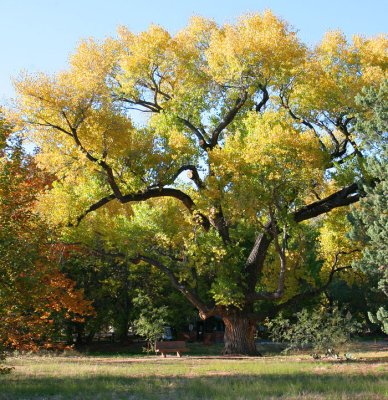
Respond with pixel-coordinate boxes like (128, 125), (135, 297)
(368, 307), (388, 334)
(267, 306), (361, 356)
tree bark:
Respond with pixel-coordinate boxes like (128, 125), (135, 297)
(222, 314), (259, 356)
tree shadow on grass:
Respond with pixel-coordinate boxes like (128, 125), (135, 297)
(0, 372), (386, 400)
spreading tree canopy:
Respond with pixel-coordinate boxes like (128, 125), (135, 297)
(13, 12), (387, 354)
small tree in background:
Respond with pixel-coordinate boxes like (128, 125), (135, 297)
(133, 293), (170, 353)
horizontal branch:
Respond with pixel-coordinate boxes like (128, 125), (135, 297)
(74, 187), (210, 230)
(293, 182), (359, 223)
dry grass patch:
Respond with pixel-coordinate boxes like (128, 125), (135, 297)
(0, 351), (387, 399)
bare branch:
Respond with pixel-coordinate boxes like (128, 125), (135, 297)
(70, 129), (124, 199)
(31, 119), (72, 136)
(119, 97), (162, 113)
(74, 187), (211, 231)
(72, 194), (116, 226)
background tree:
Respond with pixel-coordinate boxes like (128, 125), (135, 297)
(0, 111), (93, 351)
(14, 12), (387, 354)
(59, 237), (194, 345)
(350, 80), (387, 333)
(133, 293), (170, 353)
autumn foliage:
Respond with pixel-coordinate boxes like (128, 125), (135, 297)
(0, 114), (93, 351)
(9, 11), (388, 354)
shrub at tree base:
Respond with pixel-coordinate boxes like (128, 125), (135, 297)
(267, 306), (361, 357)
(368, 307), (388, 334)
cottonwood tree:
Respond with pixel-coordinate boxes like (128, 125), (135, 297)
(14, 12), (387, 354)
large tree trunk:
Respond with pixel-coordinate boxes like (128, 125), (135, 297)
(222, 314), (259, 355)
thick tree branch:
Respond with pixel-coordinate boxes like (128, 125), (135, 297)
(43, 114), (211, 231)
(119, 97), (162, 113)
(74, 187), (211, 230)
(72, 194), (116, 226)
(245, 183), (360, 300)
(293, 182), (359, 223)
(209, 92), (248, 149)
(209, 205), (230, 244)
(178, 117), (210, 150)
(169, 164), (204, 189)
(245, 223), (273, 295)
(255, 85), (269, 112)
(31, 119), (72, 136)
(121, 188), (211, 231)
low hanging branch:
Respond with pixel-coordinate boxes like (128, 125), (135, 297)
(129, 255), (215, 319)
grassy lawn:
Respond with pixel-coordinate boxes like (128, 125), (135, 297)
(1, 348), (387, 399)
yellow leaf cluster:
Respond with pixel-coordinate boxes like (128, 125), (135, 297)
(292, 31), (387, 116)
(206, 112), (326, 221)
(206, 11), (305, 86)
(318, 208), (361, 285)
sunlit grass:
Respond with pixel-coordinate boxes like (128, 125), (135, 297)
(1, 350), (387, 399)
